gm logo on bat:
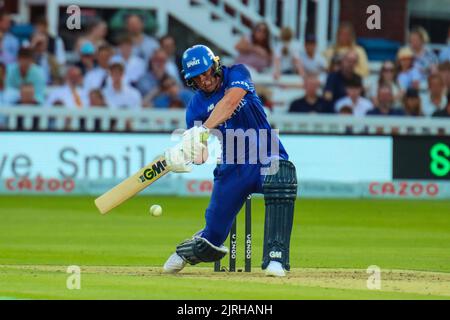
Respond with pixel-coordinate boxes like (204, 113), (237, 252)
(139, 160), (168, 183)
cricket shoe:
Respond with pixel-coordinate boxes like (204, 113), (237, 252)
(265, 261), (286, 277)
(163, 252), (187, 273)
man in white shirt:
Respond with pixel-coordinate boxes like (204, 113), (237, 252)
(46, 65), (87, 108)
(102, 62), (142, 110)
(422, 74), (448, 116)
(159, 34), (182, 84)
(335, 76), (373, 116)
(30, 32), (62, 85)
(113, 35), (146, 87)
(127, 14), (159, 63)
(273, 27), (304, 79)
(299, 34), (327, 76)
(0, 13), (20, 64)
(84, 45), (114, 93)
(34, 18), (67, 66)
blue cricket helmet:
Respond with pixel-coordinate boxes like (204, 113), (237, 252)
(181, 45), (217, 80)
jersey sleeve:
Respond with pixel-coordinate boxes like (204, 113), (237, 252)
(186, 100), (195, 129)
(227, 64), (255, 93)
(186, 95), (201, 129)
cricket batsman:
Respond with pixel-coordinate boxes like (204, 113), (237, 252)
(163, 45), (298, 277)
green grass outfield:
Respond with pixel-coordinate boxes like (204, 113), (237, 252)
(0, 196), (449, 300)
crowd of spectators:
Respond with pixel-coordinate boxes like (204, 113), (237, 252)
(234, 21), (450, 118)
(0, 12), (193, 119)
(1, 10), (450, 128)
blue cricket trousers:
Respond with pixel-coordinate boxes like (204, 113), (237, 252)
(201, 163), (264, 246)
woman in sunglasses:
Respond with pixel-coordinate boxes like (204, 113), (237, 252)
(369, 60), (401, 106)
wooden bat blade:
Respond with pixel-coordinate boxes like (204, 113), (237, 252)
(94, 156), (170, 214)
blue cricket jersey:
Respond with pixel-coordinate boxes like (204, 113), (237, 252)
(186, 64), (288, 165)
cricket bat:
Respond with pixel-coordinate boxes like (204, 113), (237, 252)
(94, 155), (171, 214)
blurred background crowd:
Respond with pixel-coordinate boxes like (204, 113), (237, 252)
(0, 12), (194, 114)
(1, 1), (450, 128)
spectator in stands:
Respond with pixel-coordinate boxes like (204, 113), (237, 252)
(126, 14), (159, 63)
(327, 55), (342, 73)
(255, 85), (273, 111)
(75, 41), (96, 75)
(438, 62), (450, 93)
(46, 66), (87, 109)
(159, 35), (182, 83)
(75, 20), (109, 52)
(88, 89), (109, 131)
(273, 27), (304, 80)
(34, 17), (66, 65)
(432, 93), (450, 118)
(84, 45), (114, 93)
(439, 26), (450, 63)
(16, 84), (40, 130)
(17, 84), (40, 105)
(1, 62), (18, 127)
(335, 76), (373, 116)
(89, 89), (107, 108)
(300, 34), (327, 77)
(396, 47), (421, 92)
(289, 75), (329, 113)
(144, 75), (193, 109)
(30, 32), (62, 85)
(367, 85), (404, 116)
(422, 74), (448, 116)
(324, 22), (369, 78)
(338, 105), (353, 115)
(235, 22), (272, 73)
(0, 62), (18, 105)
(369, 60), (401, 105)
(0, 12), (20, 64)
(136, 48), (168, 96)
(113, 35), (146, 87)
(402, 88), (423, 116)
(323, 50), (361, 105)
(409, 26), (439, 79)
(102, 62), (142, 110)
(6, 47), (46, 104)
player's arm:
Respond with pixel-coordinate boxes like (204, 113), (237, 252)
(180, 88), (247, 163)
(203, 87), (247, 129)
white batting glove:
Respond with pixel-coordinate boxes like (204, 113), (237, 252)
(182, 126), (209, 163)
(164, 143), (192, 173)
